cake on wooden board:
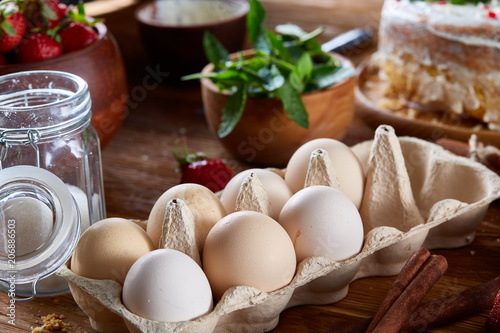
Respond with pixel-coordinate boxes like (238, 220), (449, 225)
(373, 0), (500, 130)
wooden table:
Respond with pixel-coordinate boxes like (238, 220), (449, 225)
(2, 0), (500, 332)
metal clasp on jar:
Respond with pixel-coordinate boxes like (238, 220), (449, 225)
(0, 129), (41, 170)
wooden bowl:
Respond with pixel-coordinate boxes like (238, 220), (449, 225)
(201, 51), (357, 167)
(135, 0), (248, 82)
(0, 23), (128, 148)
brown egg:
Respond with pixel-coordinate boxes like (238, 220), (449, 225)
(70, 217), (155, 284)
(285, 138), (365, 209)
(202, 211), (296, 300)
(147, 184), (226, 250)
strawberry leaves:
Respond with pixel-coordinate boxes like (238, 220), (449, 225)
(0, 4), (17, 36)
(67, 1), (101, 27)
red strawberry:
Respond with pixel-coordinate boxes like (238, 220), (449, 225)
(17, 32), (62, 63)
(0, 6), (26, 53)
(23, 0), (64, 29)
(57, 3), (68, 18)
(59, 21), (98, 53)
(0, 53), (6, 65)
(486, 288), (500, 332)
(174, 141), (233, 192)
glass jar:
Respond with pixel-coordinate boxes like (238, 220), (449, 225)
(0, 70), (106, 298)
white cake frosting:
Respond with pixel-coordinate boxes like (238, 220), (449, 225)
(374, 0), (500, 126)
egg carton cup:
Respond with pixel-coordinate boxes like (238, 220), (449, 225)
(57, 125), (500, 333)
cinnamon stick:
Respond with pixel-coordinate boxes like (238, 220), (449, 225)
(435, 138), (471, 158)
(401, 275), (500, 332)
(326, 275), (500, 333)
(366, 247), (430, 333)
(371, 254), (448, 333)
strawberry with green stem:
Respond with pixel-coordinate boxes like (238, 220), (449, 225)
(0, 2), (26, 53)
(59, 2), (99, 53)
(20, 0), (64, 29)
(173, 139), (233, 192)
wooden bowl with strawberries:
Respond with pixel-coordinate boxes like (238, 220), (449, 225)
(0, 0), (128, 148)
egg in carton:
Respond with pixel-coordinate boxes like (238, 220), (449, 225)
(57, 124), (500, 332)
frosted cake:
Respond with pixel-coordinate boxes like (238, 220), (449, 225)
(373, 0), (500, 130)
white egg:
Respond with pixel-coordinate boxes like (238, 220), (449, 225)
(278, 185), (364, 263)
(122, 249), (213, 323)
(220, 168), (292, 220)
(284, 138), (365, 209)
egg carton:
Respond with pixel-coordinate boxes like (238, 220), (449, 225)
(57, 125), (500, 333)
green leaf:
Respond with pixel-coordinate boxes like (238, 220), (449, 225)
(297, 27), (324, 44)
(247, 0), (271, 53)
(295, 53), (313, 81)
(275, 23), (307, 39)
(289, 71), (304, 93)
(0, 20), (15, 36)
(309, 66), (356, 91)
(78, 1), (86, 15)
(218, 82), (248, 138)
(277, 80), (308, 128)
(182, 69), (241, 82)
(258, 64), (285, 91)
(41, 3), (57, 20)
(288, 53), (312, 93)
(267, 30), (291, 62)
(203, 31), (229, 69)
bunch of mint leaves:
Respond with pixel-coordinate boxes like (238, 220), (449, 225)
(182, 0), (356, 138)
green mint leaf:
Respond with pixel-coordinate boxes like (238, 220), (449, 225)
(267, 30), (291, 62)
(275, 23), (307, 39)
(297, 27), (324, 44)
(289, 71), (304, 93)
(1, 20), (15, 36)
(258, 64), (285, 91)
(41, 3), (57, 20)
(295, 52), (313, 81)
(203, 31), (229, 69)
(309, 66), (356, 91)
(286, 44), (308, 64)
(277, 80), (308, 128)
(218, 82), (248, 138)
(247, 0), (271, 53)
(288, 53), (312, 93)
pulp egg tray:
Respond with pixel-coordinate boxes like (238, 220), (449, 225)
(57, 125), (500, 333)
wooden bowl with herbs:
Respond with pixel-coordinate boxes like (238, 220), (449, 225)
(185, 0), (357, 167)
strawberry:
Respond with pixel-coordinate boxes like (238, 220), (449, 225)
(0, 53), (6, 65)
(16, 32), (62, 63)
(0, 5), (26, 53)
(174, 141), (233, 192)
(22, 0), (64, 29)
(59, 21), (98, 53)
(486, 288), (500, 332)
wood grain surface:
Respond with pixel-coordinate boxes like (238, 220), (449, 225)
(2, 0), (500, 332)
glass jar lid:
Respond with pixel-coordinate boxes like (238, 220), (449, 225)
(0, 165), (80, 300)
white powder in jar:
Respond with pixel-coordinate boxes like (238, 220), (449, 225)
(1, 197), (53, 257)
